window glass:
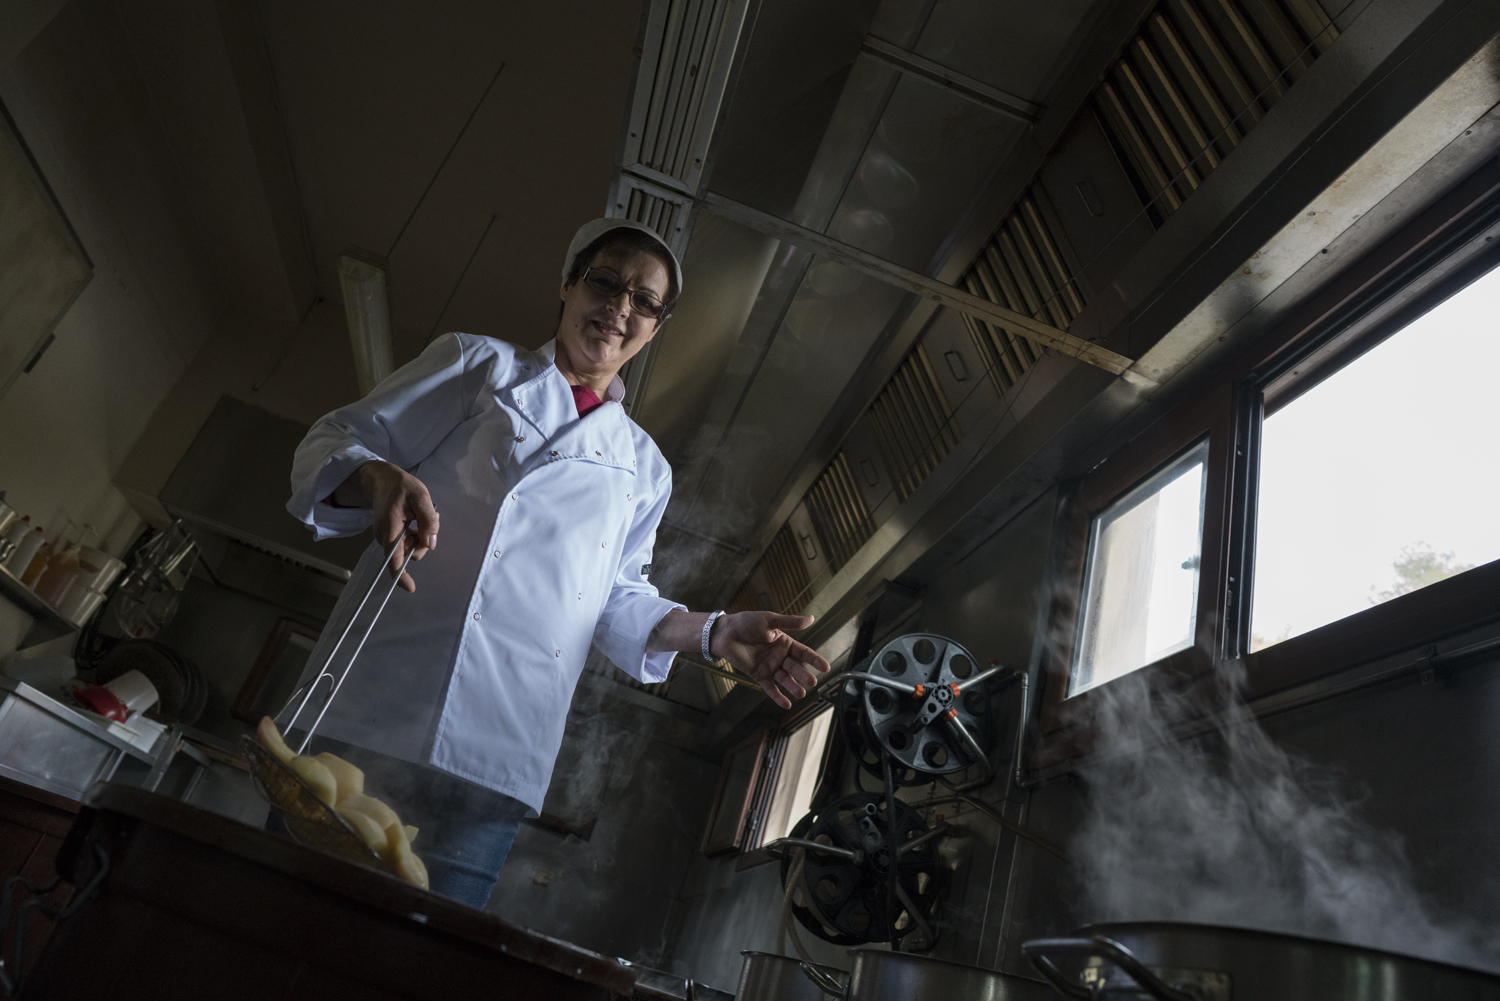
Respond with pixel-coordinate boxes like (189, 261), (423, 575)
(1071, 441), (1209, 696)
(1251, 266), (1500, 650)
(753, 708), (833, 848)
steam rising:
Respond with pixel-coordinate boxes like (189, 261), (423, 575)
(1068, 664), (1498, 971)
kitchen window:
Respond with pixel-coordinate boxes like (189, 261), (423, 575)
(749, 707), (834, 850)
(1071, 440), (1209, 696)
(701, 706), (836, 860)
(1250, 264), (1500, 651)
(1039, 159), (1500, 746)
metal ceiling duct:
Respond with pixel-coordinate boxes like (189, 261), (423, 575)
(606, 0), (758, 411)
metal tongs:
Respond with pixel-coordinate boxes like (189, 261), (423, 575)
(275, 535), (418, 753)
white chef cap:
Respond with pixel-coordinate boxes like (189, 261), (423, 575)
(562, 218), (683, 297)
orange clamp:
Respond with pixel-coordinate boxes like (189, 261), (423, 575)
(912, 684), (925, 699)
(944, 708), (958, 720)
(949, 683), (961, 697)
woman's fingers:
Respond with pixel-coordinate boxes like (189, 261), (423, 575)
(784, 637), (830, 673)
(774, 666), (807, 699)
(762, 679), (791, 710)
(410, 487), (440, 551)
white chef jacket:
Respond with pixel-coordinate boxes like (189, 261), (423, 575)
(286, 333), (683, 815)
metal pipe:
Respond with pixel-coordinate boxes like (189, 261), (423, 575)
(762, 837), (862, 863)
(848, 671), (919, 695)
(943, 715), (994, 792)
(1011, 668), (1038, 790)
(894, 880), (938, 951)
(956, 663), (1008, 692)
(896, 821), (948, 856)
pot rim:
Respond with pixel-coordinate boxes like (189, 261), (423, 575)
(1072, 921), (1500, 980)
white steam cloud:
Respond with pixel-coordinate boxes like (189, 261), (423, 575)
(1067, 664), (1498, 972)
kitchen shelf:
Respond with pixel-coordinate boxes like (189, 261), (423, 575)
(0, 561), (80, 646)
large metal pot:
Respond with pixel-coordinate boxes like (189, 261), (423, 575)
(737, 952), (845, 1000)
(1022, 922), (1500, 1000)
(800, 948), (1055, 1000)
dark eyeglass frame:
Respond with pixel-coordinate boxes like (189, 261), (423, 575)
(581, 266), (671, 320)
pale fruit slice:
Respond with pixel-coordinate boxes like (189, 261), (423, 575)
(338, 805), (389, 855)
(289, 755), (337, 806)
(316, 752), (365, 802)
(337, 793), (399, 831)
(383, 821), (429, 890)
(257, 716), (296, 765)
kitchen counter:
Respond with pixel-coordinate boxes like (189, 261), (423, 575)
(23, 783), (641, 999)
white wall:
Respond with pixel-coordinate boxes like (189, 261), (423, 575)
(0, 0), (227, 649)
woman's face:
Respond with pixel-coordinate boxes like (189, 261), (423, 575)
(556, 248), (670, 377)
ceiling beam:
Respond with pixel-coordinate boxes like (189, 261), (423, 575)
(698, 191), (1146, 383)
(859, 35), (1041, 124)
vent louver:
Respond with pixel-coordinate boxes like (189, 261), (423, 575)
(804, 452), (874, 574)
(1094, 0), (1338, 224)
(960, 187), (1087, 396)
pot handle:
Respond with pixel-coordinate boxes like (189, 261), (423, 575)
(1021, 936), (1197, 1001)
(799, 961), (847, 997)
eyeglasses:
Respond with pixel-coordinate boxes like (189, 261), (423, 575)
(581, 267), (670, 319)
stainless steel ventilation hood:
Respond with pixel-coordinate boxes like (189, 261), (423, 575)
(160, 396), (369, 582)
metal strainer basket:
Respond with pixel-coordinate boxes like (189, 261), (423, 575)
(245, 542), (418, 873)
(241, 735), (383, 869)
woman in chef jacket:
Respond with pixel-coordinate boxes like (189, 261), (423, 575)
(286, 218), (828, 908)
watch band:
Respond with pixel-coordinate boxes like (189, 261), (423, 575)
(702, 610), (725, 662)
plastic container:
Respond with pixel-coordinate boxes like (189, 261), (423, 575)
(57, 584), (107, 626)
(19, 539), (49, 585)
(4, 524), (43, 576)
(103, 669), (160, 714)
(34, 545), (80, 606)
(74, 546), (125, 592)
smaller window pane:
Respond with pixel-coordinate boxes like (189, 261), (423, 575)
(1071, 441), (1209, 696)
(754, 709), (833, 848)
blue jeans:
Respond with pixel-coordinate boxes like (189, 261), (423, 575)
(265, 736), (528, 909)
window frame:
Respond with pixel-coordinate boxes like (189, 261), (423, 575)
(1069, 435), (1212, 697)
(699, 732), (767, 857)
(733, 701), (838, 869)
(1035, 158), (1500, 762)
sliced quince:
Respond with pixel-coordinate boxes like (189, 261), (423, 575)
(383, 821), (429, 890)
(338, 805), (389, 855)
(257, 716), (297, 765)
(316, 751), (365, 802)
(337, 793), (400, 830)
(289, 755), (338, 807)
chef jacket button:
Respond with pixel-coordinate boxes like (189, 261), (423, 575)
(577, 592), (582, 600)
(493, 550), (501, 558)
(474, 612), (481, 620)
(555, 649), (560, 657)
(549, 450), (559, 457)
(595, 450), (601, 456)
(515, 435), (525, 442)
(512, 493), (519, 500)
(601, 541), (607, 548)
(626, 493), (631, 501)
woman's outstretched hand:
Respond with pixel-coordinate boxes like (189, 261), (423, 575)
(333, 460), (439, 593)
(712, 611), (830, 709)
